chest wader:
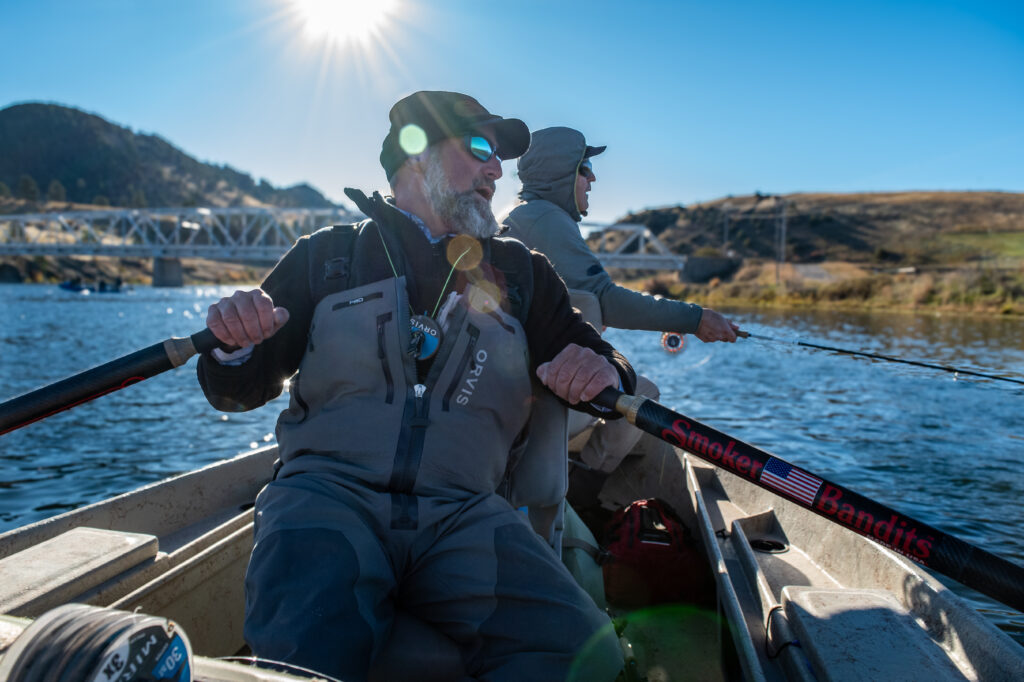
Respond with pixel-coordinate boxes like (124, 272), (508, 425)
(245, 222), (621, 682)
(284, 221), (573, 546)
(275, 273), (533, 500)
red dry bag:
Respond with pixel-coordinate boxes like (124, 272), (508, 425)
(601, 498), (702, 608)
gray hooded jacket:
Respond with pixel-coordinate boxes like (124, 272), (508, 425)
(501, 127), (702, 333)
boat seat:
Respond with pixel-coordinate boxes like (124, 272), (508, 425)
(568, 288), (603, 332)
(566, 289), (605, 445)
(504, 380), (570, 553)
(0, 527), (157, 617)
(782, 586), (972, 681)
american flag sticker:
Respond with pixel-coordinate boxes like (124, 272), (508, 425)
(760, 458), (823, 506)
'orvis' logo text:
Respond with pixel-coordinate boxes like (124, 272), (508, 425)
(456, 350), (488, 406)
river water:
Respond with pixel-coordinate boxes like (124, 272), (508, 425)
(1, 284), (1022, 643)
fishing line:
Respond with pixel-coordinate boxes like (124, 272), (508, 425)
(216, 657), (345, 681)
(739, 331), (1024, 386)
(683, 354), (714, 370)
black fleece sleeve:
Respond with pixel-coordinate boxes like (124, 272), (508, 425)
(523, 251), (636, 417)
(196, 237), (316, 412)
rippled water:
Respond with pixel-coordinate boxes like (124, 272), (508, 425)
(0, 284), (287, 525)
(1, 285), (1022, 642)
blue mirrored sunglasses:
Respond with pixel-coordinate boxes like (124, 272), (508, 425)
(464, 135), (500, 162)
(578, 158), (594, 176)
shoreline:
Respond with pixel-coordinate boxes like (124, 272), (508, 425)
(0, 254), (265, 287)
(634, 260), (1024, 319)
(3, 254), (1022, 319)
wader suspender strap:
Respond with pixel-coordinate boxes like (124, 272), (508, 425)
(562, 537), (606, 563)
(502, 241), (533, 331)
(305, 219), (534, 329)
(334, 188), (535, 325)
(306, 221), (367, 303)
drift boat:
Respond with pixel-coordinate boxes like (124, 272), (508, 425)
(2, 429), (1022, 681)
(1, 322), (1022, 680)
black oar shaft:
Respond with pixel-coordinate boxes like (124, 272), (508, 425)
(742, 331), (1024, 386)
(594, 387), (1024, 613)
(0, 329), (220, 436)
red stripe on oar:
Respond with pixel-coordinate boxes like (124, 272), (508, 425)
(0, 376), (145, 436)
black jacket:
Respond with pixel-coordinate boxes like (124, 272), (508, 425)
(198, 190), (636, 415)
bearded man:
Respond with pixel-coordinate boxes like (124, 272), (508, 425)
(196, 92), (632, 682)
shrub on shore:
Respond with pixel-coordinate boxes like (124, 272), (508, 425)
(638, 262), (1024, 316)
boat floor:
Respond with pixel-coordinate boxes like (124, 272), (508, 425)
(614, 602), (732, 682)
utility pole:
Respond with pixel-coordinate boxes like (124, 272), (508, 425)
(774, 198), (787, 285)
(780, 198), (787, 273)
(774, 200), (780, 284)
(722, 205), (731, 251)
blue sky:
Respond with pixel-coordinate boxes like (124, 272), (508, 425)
(1, 0), (1021, 222)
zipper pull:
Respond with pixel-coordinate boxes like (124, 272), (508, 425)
(411, 383), (430, 428)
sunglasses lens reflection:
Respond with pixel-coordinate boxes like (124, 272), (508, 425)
(467, 136), (496, 162)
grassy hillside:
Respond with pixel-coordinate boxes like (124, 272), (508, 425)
(636, 261), (1024, 316)
(619, 191), (1024, 267)
(602, 191), (1024, 316)
(0, 102), (335, 210)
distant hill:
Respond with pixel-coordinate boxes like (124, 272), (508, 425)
(616, 191), (1024, 266)
(0, 102), (336, 209)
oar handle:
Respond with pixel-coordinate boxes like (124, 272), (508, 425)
(594, 387), (645, 422)
(591, 387), (1024, 612)
(0, 329), (223, 436)
(189, 328), (225, 355)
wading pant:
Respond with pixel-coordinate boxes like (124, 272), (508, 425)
(243, 473), (623, 682)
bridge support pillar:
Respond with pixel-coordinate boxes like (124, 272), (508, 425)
(152, 257), (184, 287)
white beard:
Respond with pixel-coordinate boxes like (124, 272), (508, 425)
(422, 153), (499, 239)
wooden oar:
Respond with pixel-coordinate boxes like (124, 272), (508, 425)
(592, 387), (1024, 612)
(0, 329), (221, 436)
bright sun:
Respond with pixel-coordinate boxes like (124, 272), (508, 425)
(290, 0), (398, 45)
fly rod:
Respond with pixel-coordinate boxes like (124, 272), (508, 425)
(0, 328), (222, 436)
(738, 331), (1024, 386)
(592, 387), (1024, 613)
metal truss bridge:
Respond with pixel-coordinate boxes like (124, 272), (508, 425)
(0, 209), (684, 280)
(0, 206), (359, 262)
(581, 222), (685, 271)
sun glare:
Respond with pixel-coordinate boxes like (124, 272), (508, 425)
(291, 0), (397, 45)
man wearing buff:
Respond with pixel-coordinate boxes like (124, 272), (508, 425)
(197, 92), (632, 681)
